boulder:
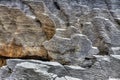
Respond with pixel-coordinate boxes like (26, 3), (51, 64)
(43, 31), (99, 65)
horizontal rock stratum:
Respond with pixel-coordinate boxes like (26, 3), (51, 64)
(1, 56), (120, 80)
(0, 0), (120, 80)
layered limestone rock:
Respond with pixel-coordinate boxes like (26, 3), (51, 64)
(0, 0), (119, 79)
(0, 0), (56, 66)
(0, 0), (99, 66)
(0, 58), (120, 80)
(43, 26), (99, 65)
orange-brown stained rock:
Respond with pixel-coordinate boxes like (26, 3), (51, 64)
(0, 3), (55, 67)
(0, 44), (22, 58)
(28, 2), (56, 40)
(0, 42), (51, 60)
(43, 26), (55, 40)
(0, 58), (6, 67)
(0, 42), (52, 66)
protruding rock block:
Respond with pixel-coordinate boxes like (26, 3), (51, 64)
(27, 1), (56, 40)
(43, 26), (99, 65)
(0, 1), (56, 64)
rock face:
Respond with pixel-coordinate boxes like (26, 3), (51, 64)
(0, 0), (120, 79)
(0, 58), (120, 80)
(43, 29), (99, 65)
(0, 0), (100, 65)
(0, 0), (56, 66)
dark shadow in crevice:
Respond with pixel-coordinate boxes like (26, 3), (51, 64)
(0, 55), (51, 61)
(53, 1), (61, 10)
(35, 19), (42, 27)
(81, 57), (97, 68)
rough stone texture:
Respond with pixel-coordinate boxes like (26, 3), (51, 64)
(0, 0), (55, 66)
(0, 0), (120, 79)
(0, 0), (99, 66)
(43, 28), (99, 65)
(8, 62), (51, 80)
(111, 47), (120, 55)
(0, 58), (120, 80)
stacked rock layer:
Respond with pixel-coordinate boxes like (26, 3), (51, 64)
(0, 0), (120, 80)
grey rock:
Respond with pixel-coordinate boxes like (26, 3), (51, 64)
(55, 76), (82, 80)
(0, 58), (120, 80)
(8, 62), (51, 80)
(6, 59), (69, 78)
(43, 32), (99, 65)
(110, 55), (120, 78)
(0, 0), (120, 80)
(0, 66), (11, 80)
(0, 0), (119, 64)
(91, 17), (120, 54)
(110, 47), (120, 55)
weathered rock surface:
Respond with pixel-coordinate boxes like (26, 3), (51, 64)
(43, 27), (99, 65)
(0, 58), (120, 80)
(0, 0), (55, 66)
(0, 0), (120, 79)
